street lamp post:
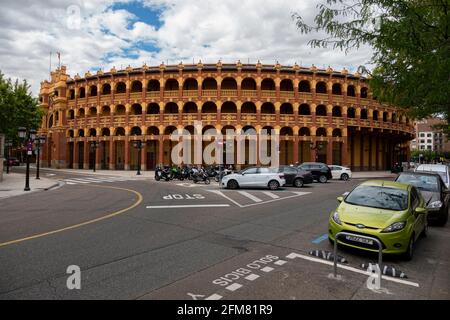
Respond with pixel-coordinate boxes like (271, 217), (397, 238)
(132, 139), (144, 175)
(90, 141), (99, 172)
(34, 136), (46, 179)
(18, 127), (36, 191)
(5, 140), (12, 174)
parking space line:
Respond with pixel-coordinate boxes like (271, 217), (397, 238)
(205, 294), (223, 300)
(312, 234), (329, 244)
(226, 283), (243, 292)
(286, 252), (420, 287)
(274, 260), (287, 266)
(146, 204), (230, 209)
(261, 267), (274, 273)
(245, 274), (260, 281)
(262, 191), (280, 199)
(238, 191), (263, 203)
(208, 191), (244, 208)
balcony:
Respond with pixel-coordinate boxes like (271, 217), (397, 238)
(202, 90), (217, 98)
(201, 114), (217, 122)
(221, 90), (238, 97)
(261, 90), (276, 98)
(241, 114), (257, 122)
(163, 114), (179, 123)
(346, 96), (357, 105)
(316, 93), (328, 102)
(279, 115), (295, 123)
(128, 115), (142, 125)
(279, 91), (294, 99)
(241, 90), (257, 98)
(221, 113), (238, 122)
(298, 115), (313, 124)
(298, 92), (312, 100)
(164, 90), (179, 98)
(183, 90), (198, 98)
(114, 93), (126, 101)
(100, 95), (111, 105)
(182, 114), (198, 122)
(147, 91), (160, 98)
(129, 92), (142, 101)
(145, 115), (160, 123)
(260, 114), (276, 123)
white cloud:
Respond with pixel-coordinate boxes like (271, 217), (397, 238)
(0, 0), (374, 96)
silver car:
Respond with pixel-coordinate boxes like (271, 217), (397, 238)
(415, 164), (450, 189)
(221, 167), (286, 190)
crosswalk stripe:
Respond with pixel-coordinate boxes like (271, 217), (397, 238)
(238, 191), (263, 203)
(64, 179), (91, 184)
(261, 191), (280, 199)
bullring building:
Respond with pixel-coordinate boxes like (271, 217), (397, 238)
(38, 61), (414, 171)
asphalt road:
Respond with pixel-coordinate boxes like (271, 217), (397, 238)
(0, 169), (449, 300)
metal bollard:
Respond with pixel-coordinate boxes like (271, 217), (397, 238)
(333, 232), (383, 288)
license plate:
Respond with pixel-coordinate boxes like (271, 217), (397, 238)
(345, 235), (373, 245)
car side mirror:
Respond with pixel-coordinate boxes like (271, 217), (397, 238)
(415, 207), (426, 215)
(342, 192), (350, 197)
(337, 196), (344, 203)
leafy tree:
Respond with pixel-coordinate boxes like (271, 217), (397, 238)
(0, 71), (42, 146)
(293, 0), (450, 134)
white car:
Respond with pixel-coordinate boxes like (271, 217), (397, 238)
(329, 165), (352, 181)
(221, 167), (286, 190)
(415, 164), (450, 189)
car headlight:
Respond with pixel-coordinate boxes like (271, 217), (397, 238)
(427, 201), (442, 209)
(381, 221), (406, 233)
(332, 212), (342, 225)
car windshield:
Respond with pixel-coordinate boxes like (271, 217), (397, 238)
(345, 185), (409, 211)
(396, 174), (439, 192)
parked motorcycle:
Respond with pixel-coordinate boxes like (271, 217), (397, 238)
(192, 167), (210, 184)
(155, 165), (171, 181)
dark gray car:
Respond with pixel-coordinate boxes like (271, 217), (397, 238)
(396, 172), (449, 226)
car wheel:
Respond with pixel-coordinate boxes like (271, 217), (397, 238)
(403, 236), (414, 261)
(227, 180), (239, 189)
(319, 175), (328, 183)
(268, 180), (280, 190)
(294, 178), (304, 188)
(341, 173), (349, 181)
(205, 178), (211, 185)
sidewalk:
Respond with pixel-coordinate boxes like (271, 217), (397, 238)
(0, 173), (60, 200)
(352, 171), (398, 179)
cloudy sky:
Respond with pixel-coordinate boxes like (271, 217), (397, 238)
(0, 0), (373, 96)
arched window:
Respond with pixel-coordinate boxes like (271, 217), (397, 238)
(383, 112), (388, 122)
(130, 126), (142, 136)
(164, 79), (179, 91)
(347, 85), (356, 97)
(147, 126), (159, 135)
(69, 89), (75, 100)
(115, 127), (125, 136)
(183, 102), (198, 113)
(241, 102), (256, 113)
(68, 130), (74, 138)
(115, 105), (126, 115)
(164, 126), (177, 135)
(183, 78), (198, 91)
(299, 80), (310, 92)
(68, 110), (75, 120)
(221, 78), (237, 90)
(147, 103), (160, 114)
(131, 81), (142, 92)
(299, 127), (310, 136)
(164, 102), (179, 114)
(79, 87), (86, 98)
(332, 83), (342, 95)
(115, 82), (126, 94)
(332, 129), (342, 137)
(48, 115), (54, 128)
(316, 127), (327, 137)
(89, 85), (97, 97)
(101, 106), (110, 116)
(147, 80), (160, 92)
(101, 128), (110, 137)
(316, 81), (327, 94)
(78, 108), (85, 117)
(280, 127), (293, 136)
(373, 110), (379, 121)
(261, 103), (275, 114)
(280, 79), (293, 91)
(78, 129), (85, 137)
(392, 113), (397, 123)
(332, 106), (342, 117)
(202, 102), (217, 113)
(221, 101), (237, 113)
(361, 109), (368, 119)
(102, 83), (111, 95)
(202, 78), (217, 90)
(299, 104), (311, 115)
(261, 78), (276, 91)
(347, 107), (356, 118)
(316, 105), (327, 116)
(280, 103), (293, 114)
(131, 104), (142, 115)
(89, 128), (97, 137)
(361, 87), (368, 98)
(88, 107), (97, 117)
(241, 78), (257, 90)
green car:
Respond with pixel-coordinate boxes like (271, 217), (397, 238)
(329, 180), (428, 260)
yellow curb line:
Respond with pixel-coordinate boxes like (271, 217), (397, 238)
(0, 185), (143, 248)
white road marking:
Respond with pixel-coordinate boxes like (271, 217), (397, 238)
(209, 190), (311, 208)
(205, 294), (223, 300)
(64, 179), (91, 184)
(274, 260), (287, 266)
(245, 274), (260, 281)
(238, 191), (263, 203)
(262, 191), (280, 199)
(146, 204), (230, 209)
(261, 267), (274, 273)
(286, 252), (420, 287)
(226, 283), (243, 292)
(209, 191), (244, 208)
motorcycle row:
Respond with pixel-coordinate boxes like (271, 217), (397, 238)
(154, 165), (234, 184)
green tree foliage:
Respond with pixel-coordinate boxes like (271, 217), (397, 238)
(0, 71), (42, 145)
(293, 0), (450, 134)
